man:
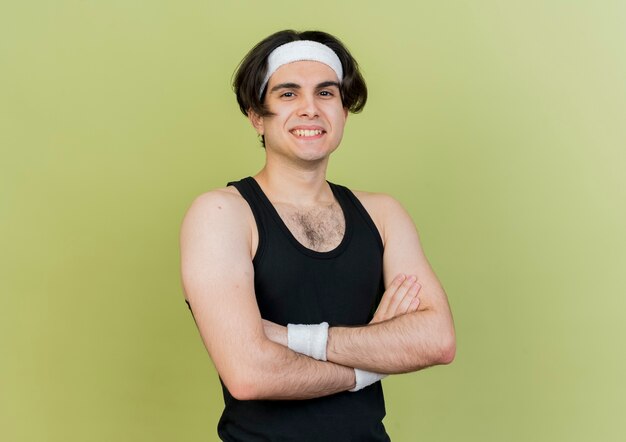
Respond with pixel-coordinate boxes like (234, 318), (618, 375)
(180, 30), (455, 441)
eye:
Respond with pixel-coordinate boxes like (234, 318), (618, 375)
(319, 90), (334, 97)
(280, 91), (295, 98)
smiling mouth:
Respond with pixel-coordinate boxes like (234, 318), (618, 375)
(290, 129), (325, 137)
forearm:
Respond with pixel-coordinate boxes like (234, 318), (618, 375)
(327, 309), (456, 374)
(264, 308), (455, 375)
(225, 338), (356, 400)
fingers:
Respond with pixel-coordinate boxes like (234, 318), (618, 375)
(407, 290), (421, 312)
(376, 273), (406, 315)
(396, 280), (421, 315)
(385, 275), (418, 318)
(371, 273), (421, 323)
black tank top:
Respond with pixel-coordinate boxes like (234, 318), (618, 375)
(217, 177), (389, 441)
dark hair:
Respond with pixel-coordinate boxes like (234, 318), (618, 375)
(233, 30), (367, 119)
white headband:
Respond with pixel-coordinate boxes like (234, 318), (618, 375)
(259, 40), (343, 98)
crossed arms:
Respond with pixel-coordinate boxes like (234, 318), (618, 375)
(180, 188), (455, 400)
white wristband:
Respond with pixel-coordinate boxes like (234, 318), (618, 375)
(287, 322), (329, 361)
(349, 368), (387, 392)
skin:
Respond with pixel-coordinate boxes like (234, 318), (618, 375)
(263, 274), (422, 347)
(180, 60), (455, 400)
(250, 61), (348, 171)
(264, 192), (456, 373)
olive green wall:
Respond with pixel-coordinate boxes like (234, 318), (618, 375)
(2, 1), (625, 441)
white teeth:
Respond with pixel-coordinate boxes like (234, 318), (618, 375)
(292, 129), (322, 137)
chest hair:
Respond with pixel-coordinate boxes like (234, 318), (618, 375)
(274, 201), (345, 252)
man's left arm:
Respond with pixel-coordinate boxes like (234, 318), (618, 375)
(326, 194), (455, 373)
(265, 194), (456, 374)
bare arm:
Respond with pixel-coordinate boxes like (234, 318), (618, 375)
(329, 194), (455, 373)
(264, 195), (455, 374)
(181, 190), (355, 400)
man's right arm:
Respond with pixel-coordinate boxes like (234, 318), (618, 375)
(180, 190), (356, 400)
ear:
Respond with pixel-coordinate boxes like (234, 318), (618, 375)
(247, 109), (265, 135)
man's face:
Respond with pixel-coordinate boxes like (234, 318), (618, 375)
(252, 60), (348, 165)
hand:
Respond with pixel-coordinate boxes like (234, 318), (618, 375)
(370, 274), (421, 324)
(262, 319), (288, 346)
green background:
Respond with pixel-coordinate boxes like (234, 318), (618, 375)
(2, 1), (625, 441)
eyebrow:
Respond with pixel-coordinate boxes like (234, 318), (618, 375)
(270, 82), (300, 93)
(316, 81), (340, 89)
(269, 81), (340, 93)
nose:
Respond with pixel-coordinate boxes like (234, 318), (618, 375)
(297, 93), (319, 119)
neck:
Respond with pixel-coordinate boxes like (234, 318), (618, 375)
(254, 159), (332, 206)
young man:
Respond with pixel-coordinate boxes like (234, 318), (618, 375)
(180, 30), (455, 441)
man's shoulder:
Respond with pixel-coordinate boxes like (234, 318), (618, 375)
(182, 185), (253, 234)
(347, 189), (410, 243)
(350, 189), (405, 214)
(188, 185), (248, 212)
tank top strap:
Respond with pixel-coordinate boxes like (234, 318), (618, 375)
(327, 182), (384, 254)
(228, 177), (383, 260)
(227, 176), (269, 264)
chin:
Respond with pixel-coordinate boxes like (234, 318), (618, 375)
(298, 146), (338, 162)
